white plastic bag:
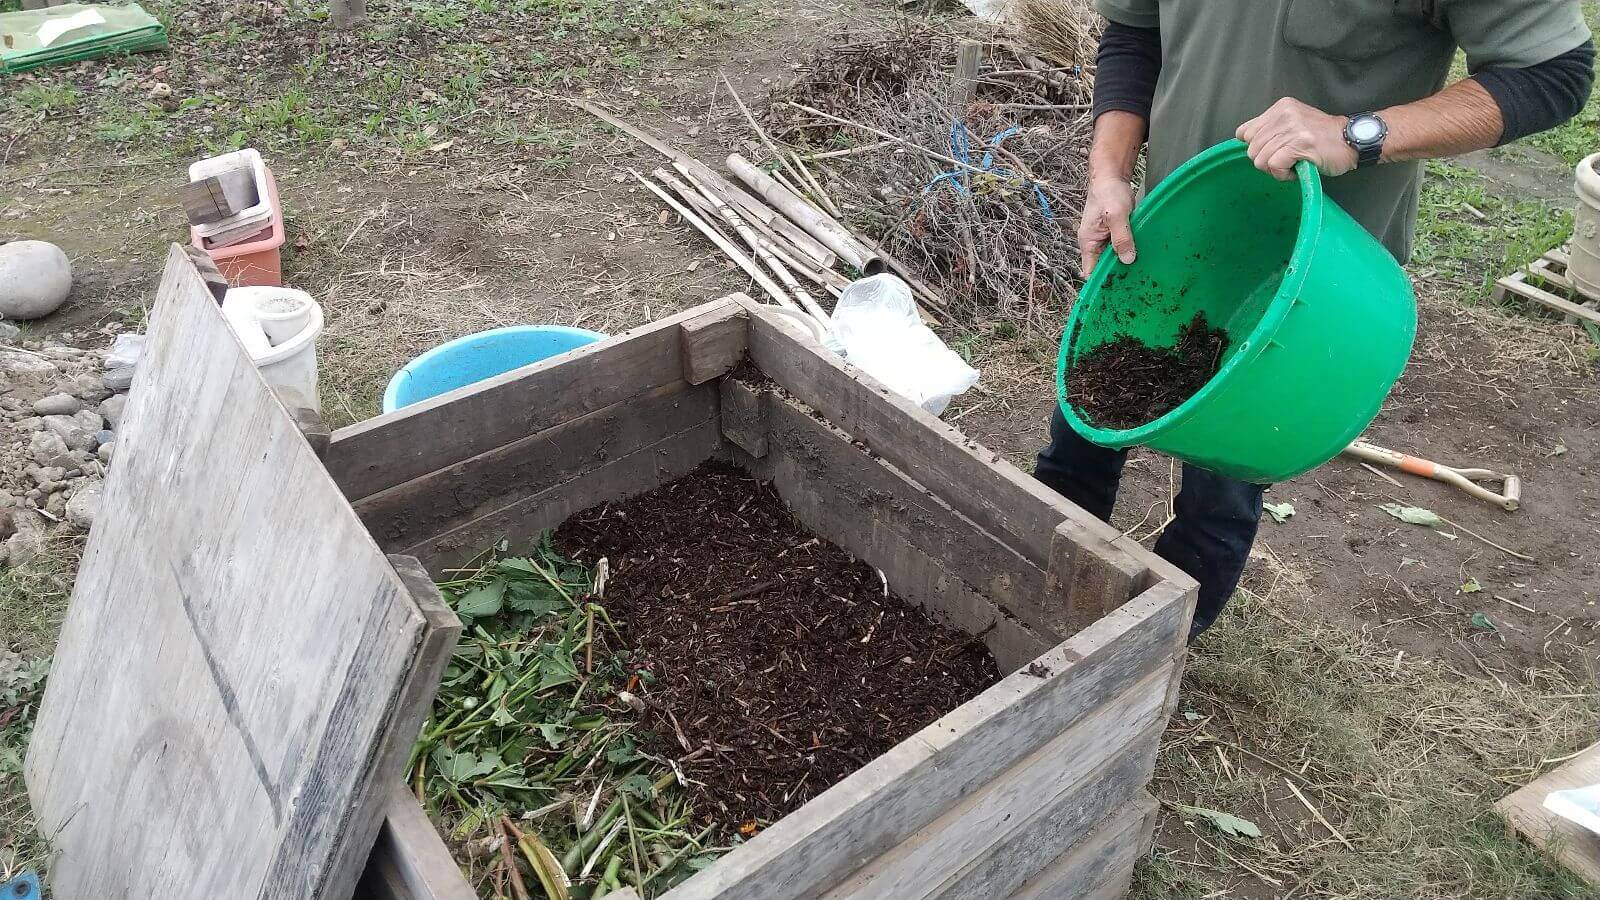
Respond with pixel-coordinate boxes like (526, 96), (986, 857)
(825, 274), (979, 416)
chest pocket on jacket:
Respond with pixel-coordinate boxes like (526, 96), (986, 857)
(1283, 0), (1441, 61)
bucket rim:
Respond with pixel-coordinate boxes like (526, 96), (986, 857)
(1056, 138), (1322, 446)
(381, 323), (609, 414)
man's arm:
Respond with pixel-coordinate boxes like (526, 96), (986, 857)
(1079, 22), (1161, 274)
(1237, 40), (1596, 180)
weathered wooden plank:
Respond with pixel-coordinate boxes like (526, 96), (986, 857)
(26, 246), (431, 900)
(326, 298), (736, 501)
(353, 381), (716, 551)
(1496, 740), (1600, 887)
(756, 387), (1059, 642)
(1009, 793), (1159, 900)
(742, 300), (1135, 569)
(355, 784), (475, 900)
(758, 449), (1051, 674)
(408, 418), (723, 571)
(1047, 520), (1146, 636)
(328, 556), (463, 900)
(657, 580), (1188, 900)
(822, 669), (1170, 900)
(926, 724), (1163, 900)
(719, 376), (770, 458)
(679, 299), (750, 384)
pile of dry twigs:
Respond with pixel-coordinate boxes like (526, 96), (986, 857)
(766, 23), (1100, 334)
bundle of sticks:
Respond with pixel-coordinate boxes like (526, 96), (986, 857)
(573, 92), (947, 327)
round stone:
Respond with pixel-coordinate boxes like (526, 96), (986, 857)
(0, 240), (73, 320)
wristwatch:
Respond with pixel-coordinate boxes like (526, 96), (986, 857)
(1343, 113), (1387, 169)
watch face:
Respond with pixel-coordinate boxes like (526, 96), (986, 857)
(1349, 116), (1384, 144)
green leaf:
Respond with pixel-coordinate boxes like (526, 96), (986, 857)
(617, 772), (657, 799)
(434, 747), (498, 783)
(1471, 612), (1497, 631)
(606, 737), (640, 764)
(490, 703), (518, 727)
(1181, 804), (1262, 839)
(537, 722), (565, 747)
(1460, 577), (1482, 594)
(1263, 501), (1295, 524)
(456, 581), (506, 619)
(507, 580), (566, 616)
(1379, 503), (1445, 527)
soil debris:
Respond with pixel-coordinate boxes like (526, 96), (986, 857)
(556, 462), (999, 828)
(1066, 311), (1229, 430)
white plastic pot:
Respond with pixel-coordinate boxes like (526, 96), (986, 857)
(222, 286), (324, 414)
(190, 149), (271, 241)
(1573, 151), (1600, 302)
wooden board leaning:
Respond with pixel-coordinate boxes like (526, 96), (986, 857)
(25, 246), (459, 900)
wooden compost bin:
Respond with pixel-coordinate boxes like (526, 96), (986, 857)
(338, 296), (1198, 900)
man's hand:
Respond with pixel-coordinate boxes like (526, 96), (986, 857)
(1236, 98), (1359, 181)
(1078, 176), (1138, 276)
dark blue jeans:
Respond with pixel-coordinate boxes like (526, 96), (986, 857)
(1035, 407), (1264, 638)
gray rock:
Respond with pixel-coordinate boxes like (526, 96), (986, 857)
(24, 465), (66, 485)
(102, 365), (135, 393)
(96, 440), (114, 464)
(0, 490), (17, 508)
(99, 393), (128, 430)
(92, 429), (114, 449)
(42, 346), (82, 360)
(0, 240), (73, 320)
(66, 480), (102, 530)
(32, 393), (81, 416)
(0, 350), (59, 377)
(44, 492), (66, 517)
(29, 430), (72, 467)
(43, 414), (93, 451)
(62, 372), (111, 403)
(4, 513), (47, 567)
(104, 332), (145, 370)
(0, 322), (20, 344)
(73, 408), (103, 432)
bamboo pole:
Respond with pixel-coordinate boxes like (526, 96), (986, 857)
(629, 169), (797, 311)
(571, 99), (836, 268)
(677, 168), (831, 323)
(655, 168), (841, 291)
(726, 153), (881, 273)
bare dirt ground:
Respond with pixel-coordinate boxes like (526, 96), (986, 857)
(3, 0), (1599, 896)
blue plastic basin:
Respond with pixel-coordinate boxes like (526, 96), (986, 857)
(383, 324), (607, 413)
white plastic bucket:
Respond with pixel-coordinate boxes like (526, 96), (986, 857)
(1572, 152), (1600, 302)
(223, 286), (324, 414)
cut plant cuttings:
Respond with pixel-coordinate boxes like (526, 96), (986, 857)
(416, 537), (729, 899)
(1379, 503), (1445, 527)
(1460, 577), (1482, 595)
(1179, 804), (1262, 839)
(1264, 501), (1295, 524)
(1470, 612), (1497, 631)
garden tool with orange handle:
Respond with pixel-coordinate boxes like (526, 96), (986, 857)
(1341, 440), (1522, 512)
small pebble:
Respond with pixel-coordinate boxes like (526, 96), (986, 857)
(103, 366), (135, 393)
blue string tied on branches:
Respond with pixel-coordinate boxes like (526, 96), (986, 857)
(924, 122), (1055, 220)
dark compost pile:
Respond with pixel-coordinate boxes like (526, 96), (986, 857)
(1066, 312), (1230, 430)
(555, 462), (1000, 829)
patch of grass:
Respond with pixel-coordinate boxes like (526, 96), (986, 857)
(12, 84), (81, 115)
(1, 552), (77, 880)
(1134, 587), (1598, 900)
(1413, 161), (1573, 297)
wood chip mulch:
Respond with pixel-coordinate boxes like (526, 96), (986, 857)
(556, 462), (999, 829)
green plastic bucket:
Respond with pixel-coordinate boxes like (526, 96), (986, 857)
(1057, 139), (1416, 483)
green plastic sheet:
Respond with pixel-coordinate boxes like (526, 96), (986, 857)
(1, 3), (166, 74)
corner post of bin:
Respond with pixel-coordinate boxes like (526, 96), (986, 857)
(1043, 518), (1145, 637)
(677, 294), (753, 385)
